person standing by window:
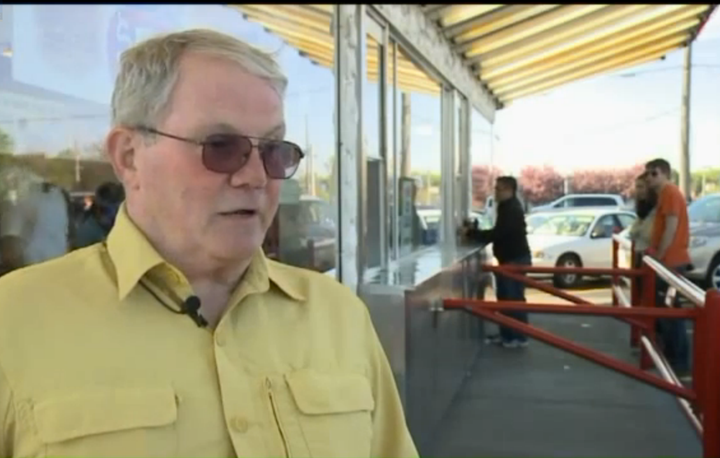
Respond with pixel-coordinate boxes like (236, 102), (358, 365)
(464, 176), (531, 349)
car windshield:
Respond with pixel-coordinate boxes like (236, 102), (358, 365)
(688, 196), (720, 224)
(526, 214), (549, 234)
(532, 214), (595, 236)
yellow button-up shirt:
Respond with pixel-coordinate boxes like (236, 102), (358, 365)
(0, 207), (417, 458)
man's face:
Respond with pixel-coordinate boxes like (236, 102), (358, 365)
(120, 53), (284, 263)
(645, 166), (666, 191)
(494, 182), (512, 202)
(634, 179), (648, 199)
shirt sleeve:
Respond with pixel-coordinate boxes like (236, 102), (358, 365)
(0, 362), (16, 457)
(363, 308), (419, 458)
(664, 188), (685, 218)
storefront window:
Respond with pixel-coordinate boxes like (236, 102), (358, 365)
(394, 47), (442, 257)
(470, 108), (496, 213)
(0, 5), (337, 276)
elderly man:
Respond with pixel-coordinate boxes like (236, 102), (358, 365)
(0, 29), (417, 458)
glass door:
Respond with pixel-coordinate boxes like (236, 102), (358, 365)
(362, 12), (389, 272)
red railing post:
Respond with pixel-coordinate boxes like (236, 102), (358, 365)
(629, 240), (640, 348)
(639, 262), (656, 370)
(694, 303), (707, 416)
(702, 289), (720, 458)
(612, 238), (619, 307)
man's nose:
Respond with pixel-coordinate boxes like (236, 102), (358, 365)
(229, 147), (268, 188)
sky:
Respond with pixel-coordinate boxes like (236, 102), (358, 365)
(2, 5), (718, 178)
(487, 12), (720, 175)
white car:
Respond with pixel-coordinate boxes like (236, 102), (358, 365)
(530, 193), (626, 214)
(529, 208), (637, 288)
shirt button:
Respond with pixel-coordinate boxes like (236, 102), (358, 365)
(230, 416), (249, 433)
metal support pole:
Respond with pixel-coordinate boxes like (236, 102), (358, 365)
(703, 290), (720, 458)
(630, 241), (640, 348)
(612, 239), (619, 307)
(639, 263), (657, 370)
(680, 44), (692, 199)
(334, 4), (364, 290)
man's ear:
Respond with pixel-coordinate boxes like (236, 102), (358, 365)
(105, 127), (139, 189)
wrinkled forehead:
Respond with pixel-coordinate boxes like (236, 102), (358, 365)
(170, 53), (285, 134)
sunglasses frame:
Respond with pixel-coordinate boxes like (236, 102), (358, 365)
(136, 126), (304, 180)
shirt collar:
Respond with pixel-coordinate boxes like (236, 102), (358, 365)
(106, 204), (306, 303)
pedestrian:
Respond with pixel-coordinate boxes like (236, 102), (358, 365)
(629, 171), (658, 268)
(465, 176), (532, 349)
(0, 29), (417, 457)
(644, 158), (691, 377)
(0, 170), (72, 274)
(74, 181), (125, 249)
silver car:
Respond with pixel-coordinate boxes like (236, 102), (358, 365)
(685, 194), (720, 290)
(618, 193), (720, 290)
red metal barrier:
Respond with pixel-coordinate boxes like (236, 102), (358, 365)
(441, 238), (720, 456)
(703, 290), (720, 458)
(444, 298), (696, 400)
(483, 263), (649, 332)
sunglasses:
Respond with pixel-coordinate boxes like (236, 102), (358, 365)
(138, 127), (304, 180)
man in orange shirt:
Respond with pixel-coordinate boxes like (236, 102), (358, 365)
(645, 158), (691, 376)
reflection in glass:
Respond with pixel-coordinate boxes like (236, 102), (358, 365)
(0, 4), (338, 276)
(364, 32), (384, 270)
(393, 47), (442, 256)
(470, 108), (496, 213)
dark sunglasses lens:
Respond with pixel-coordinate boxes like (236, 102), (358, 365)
(260, 141), (302, 179)
(202, 134), (252, 173)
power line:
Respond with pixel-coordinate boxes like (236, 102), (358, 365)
(617, 63), (720, 78)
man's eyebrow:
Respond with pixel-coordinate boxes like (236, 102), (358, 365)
(200, 122), (239, 135)
(264, 124), (286, 138)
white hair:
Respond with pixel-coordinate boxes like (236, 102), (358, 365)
(111, 28), (288, 128)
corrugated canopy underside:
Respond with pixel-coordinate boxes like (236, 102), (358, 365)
(230, 4), (715, 107)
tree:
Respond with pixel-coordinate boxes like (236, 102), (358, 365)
(519, 165), (564, 205)
(570, 164), (644, 198)
(0, 128), (15, 155)
(471, 164), (502, 208)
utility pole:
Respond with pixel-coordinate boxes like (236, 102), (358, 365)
(679, 44), (692, 198)
(400, 92), (411, 177)
(304, 115), (315, 196)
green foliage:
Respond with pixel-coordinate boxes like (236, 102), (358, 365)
(0, 128), (14, 155)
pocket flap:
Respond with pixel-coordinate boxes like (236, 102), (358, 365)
(33, 386), (178, 444)
(285, 370), (375, 415)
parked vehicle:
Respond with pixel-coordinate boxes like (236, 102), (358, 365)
(530, 193), (626, 214)
(528, 208), (637, 288)
(617, 193), (720, 290)
(685, 193), (720, 289)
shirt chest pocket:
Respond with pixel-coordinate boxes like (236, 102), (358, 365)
(32, 387), (178, 458)
(284, 371), (375, 458)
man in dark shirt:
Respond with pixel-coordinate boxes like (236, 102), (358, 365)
(467, 176), (531, 348)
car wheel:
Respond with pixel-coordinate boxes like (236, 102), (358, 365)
(707, 255), (720, 291)
(553, 253), (582, 289)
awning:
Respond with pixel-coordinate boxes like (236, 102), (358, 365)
(230, 4), (715, 106)
(230, 5), (441, 96)
(423, 4), (715, 106)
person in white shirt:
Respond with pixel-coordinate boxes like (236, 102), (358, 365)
(629, 172), (657, 266)
(0, 172), (71, 273)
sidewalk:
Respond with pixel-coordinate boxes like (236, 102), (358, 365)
(428, 313), (701, 457)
